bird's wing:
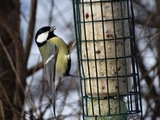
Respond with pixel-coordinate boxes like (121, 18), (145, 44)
(43, 43), (57, 118)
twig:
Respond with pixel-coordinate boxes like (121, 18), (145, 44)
(0, 83), (18, 118)
(0, 38), (25, 93)
(0, 99), (5, 120)
(0, 15), (26, 100)
(48, 0), (54, 25)
(27, 62), (43, 76)
(24, 0), (37, 67)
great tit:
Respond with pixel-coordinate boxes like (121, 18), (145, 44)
(35, 26), (71, 118)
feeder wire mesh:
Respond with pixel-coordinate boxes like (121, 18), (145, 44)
(72, 0), (142, 119)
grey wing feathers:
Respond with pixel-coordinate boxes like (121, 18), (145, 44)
(43, 43), (57, 84)
(43, 43), (57, 118)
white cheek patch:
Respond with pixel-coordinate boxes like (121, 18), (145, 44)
(37, 31), (49, 43)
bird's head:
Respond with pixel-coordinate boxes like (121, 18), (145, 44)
(35, 26), (56, 47)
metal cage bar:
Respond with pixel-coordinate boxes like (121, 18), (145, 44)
(72, 0), (142, 119)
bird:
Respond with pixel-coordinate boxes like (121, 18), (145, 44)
(35, 26), (71, 118)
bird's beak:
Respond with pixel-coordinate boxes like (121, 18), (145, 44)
(50, 26), (56, 32)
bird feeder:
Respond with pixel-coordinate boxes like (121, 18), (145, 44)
(73, 0), (142, 119)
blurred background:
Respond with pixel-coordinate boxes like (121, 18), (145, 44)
(0, 0), (160, 120)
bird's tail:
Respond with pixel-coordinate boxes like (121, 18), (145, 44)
(52, 80), (56, 119)
(44, 59), (57, 118)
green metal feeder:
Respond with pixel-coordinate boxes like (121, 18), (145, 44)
(72, 0), (142, 119)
